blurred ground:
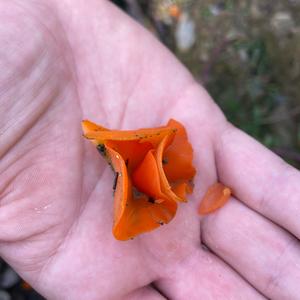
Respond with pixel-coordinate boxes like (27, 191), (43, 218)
(118, 0), (300, 168)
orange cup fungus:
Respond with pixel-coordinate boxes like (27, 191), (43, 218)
(82, 119), (196, 240)
(82, 119), (231, 240)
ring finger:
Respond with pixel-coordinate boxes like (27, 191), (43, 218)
(201, 197), (300, 300)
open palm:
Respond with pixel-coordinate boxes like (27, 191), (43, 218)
(1, 1), (300, 299)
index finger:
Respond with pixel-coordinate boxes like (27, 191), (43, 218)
(215, 124), (300, 239)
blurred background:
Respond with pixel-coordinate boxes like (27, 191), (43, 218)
(1, 1), (299, 299)
(116, 0), (300, 169)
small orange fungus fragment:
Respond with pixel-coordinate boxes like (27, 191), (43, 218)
(198, 183), (231, 215)
(21, 281), (32, 290)
(168, 4), (181, 19)
(81, 119), (195, 240)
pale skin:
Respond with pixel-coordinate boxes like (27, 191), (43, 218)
(1, 1), (300, 299)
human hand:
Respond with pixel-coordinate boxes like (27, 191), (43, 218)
(0, 1), (299, 299)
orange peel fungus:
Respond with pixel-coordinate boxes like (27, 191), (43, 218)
(82, 119), (196, 240)
(198, 182), (231, 215)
